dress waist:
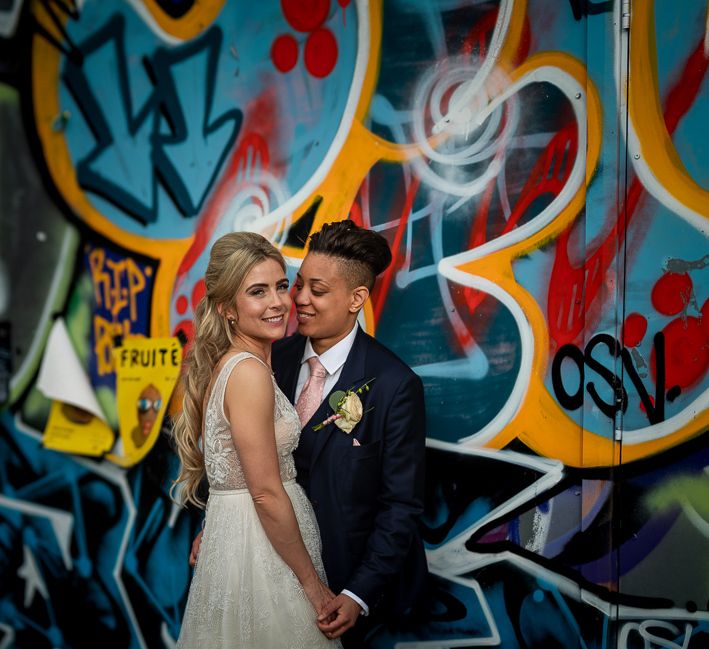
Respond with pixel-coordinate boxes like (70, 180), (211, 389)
(209, 478), (296, 496)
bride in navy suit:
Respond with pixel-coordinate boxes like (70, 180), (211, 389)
(192, 221), (428, 646)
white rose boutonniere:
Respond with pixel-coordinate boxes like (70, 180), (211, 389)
(313, 379), (375, 433)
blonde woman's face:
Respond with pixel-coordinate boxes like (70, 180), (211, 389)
(228, 258), (291, 341)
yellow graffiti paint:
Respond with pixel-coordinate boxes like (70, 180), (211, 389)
(31, 1), (191, 338)
(140, 0), (226, 40)
(453, 51), (708, 467)
(629, 0), (709, 221)
(453, 51), (605, 463)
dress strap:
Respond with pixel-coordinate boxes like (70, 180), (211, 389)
(208, 352), (272, 424)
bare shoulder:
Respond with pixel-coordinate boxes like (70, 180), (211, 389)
(226, 355), (272, 387)
(220, 355), (274, 426)
(224, 355), (274, 403)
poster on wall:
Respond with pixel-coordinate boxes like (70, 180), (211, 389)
(82, 241), (156, 392)
(37, 318), (115, 456)
(37, 319), (182, 463)
(106, 336), (182, 468)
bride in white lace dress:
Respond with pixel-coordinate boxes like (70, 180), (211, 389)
(172, 232), (341, 648)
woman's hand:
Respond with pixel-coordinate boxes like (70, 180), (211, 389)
(301, 575), (336, 619)
(189, 530), (203, 567)
(317, 594), (362, 639)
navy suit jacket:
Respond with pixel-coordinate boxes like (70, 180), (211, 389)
(272, 327), (428, 616)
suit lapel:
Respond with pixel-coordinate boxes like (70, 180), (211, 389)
(306, 328), (369, 467)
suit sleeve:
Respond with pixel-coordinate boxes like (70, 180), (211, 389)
(344, 372), (426, 608)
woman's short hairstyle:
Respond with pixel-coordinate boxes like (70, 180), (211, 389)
(307, 221), (392, 290)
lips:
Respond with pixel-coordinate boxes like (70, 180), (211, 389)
(262, 314), (285, 324)
(296, 311), (315, 323)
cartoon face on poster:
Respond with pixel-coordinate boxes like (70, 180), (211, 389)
(108, 337), (182, 467)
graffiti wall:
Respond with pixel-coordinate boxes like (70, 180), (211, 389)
(1, 0), (707, 647)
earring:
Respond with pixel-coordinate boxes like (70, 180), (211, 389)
(227, 317), (236, 325)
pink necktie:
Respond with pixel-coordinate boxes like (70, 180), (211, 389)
(295, 357), (328, 428)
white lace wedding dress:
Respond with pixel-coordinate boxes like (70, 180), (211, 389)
(177, 352), (341, 648)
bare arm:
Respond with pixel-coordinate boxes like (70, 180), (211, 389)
(224, 358), (333, 613)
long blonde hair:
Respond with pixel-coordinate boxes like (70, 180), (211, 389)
(171, 231), (286, 508)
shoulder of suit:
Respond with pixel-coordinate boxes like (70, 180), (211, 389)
(272, 333), (305, 355)
(361, 332), (419, 383)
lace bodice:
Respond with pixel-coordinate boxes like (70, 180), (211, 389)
(203, 352), (301, 491)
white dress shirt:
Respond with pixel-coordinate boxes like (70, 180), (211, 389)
(295, 323), (369, 616)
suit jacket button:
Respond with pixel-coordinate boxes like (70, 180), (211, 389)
(312, 499), (319, 508)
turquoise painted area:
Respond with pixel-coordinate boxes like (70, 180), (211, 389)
(653, 0), (709, 187)
(58, 0), (359, 239)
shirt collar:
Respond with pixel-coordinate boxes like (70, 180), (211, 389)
(301, 323), (359, 376)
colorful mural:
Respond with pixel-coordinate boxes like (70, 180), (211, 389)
(1, 0), (707, 647)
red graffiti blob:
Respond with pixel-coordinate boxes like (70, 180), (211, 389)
(651, 315), (708, 391)
(271, 34), (298, 73)
(304, 28), (338, 78)
(651, 272), (693, 316)
(282, 0), (330, 32)
(337, 0), (350, 7)
(192, 279), (206, 307)
(622, 313), (648, 347)
(547, 36), (708, 350)
(176, 295), (189, 316)
(172, 279), (206, 349)
(649, 273), (708, 392)
(639, 394), (655, 415)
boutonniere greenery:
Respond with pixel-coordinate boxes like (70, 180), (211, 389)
(313, 378), (375, 433)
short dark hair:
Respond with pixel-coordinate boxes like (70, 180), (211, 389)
(308, 220), (392, 290)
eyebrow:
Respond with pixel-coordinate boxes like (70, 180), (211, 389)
(296, 273), (330, 286)
(244, 278), (288, 291)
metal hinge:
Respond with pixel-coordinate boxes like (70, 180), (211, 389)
(621, 0), (631, 30)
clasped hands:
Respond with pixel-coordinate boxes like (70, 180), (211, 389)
(303, 575), (362, 640)
(318, 594), (362, 639)
(190, 532), (360, 639)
